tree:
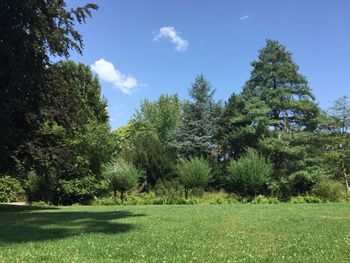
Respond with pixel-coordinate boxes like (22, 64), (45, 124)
(104, 159), (140, 203)
(115, 95), (181, 189)
(21, 61), (114, 204)
(113, 124), (134, 155)
(136, 94), (181, 144)
(126, 126), (176, 188)
(177, 157), (211, 198)
(0, 0), (98, 175)
(54, 61), (109, 125)
(240, 40), (320, 183)
(217, 93), (269, 160)
(242, 39), (319, 133)
(176, 74), (221, 158)
(227, 148), (272, 196)
(320, 96), (350, 192)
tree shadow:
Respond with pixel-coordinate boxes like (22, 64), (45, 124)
(0, 204), (145, 244)
(0, 204), (59, 212)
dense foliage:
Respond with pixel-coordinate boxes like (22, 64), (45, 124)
(227, 148), (272, 196)
(176, 75), (221, 158)
(0, 176), (24, 202)
(177, 157), (211, 198)
(0, 0), (98, 176)
(103, 159), (140, 202)
(1, 1), (349, 204)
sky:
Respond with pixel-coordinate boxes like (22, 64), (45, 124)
(65, 0), (350, 130)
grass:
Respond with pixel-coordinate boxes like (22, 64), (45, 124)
(0, 204), (350, 262)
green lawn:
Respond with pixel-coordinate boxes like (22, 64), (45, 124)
(0, 204), (349, 262)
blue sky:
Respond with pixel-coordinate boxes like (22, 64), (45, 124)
(66, 0), (350, 130)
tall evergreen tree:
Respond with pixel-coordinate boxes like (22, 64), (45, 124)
(176, 74), (221, 158)
(242, 39), (319, 133)
(217, 93), (269, 160)
(236, 40), (320, 195)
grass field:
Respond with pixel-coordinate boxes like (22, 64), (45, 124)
(0, 204), (349, 262)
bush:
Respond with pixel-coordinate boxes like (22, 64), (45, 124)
(194, 191), (239, 204)
(290, 195), (323, 204)
(92, 190), (240, 205)
(56, 176), (104, 205)
(311, 178), (346, 202)
(103, 159), (140, 203)
(154, 179), (185, 204)
(92, 196), (121, 206)
(177, 157), (211, 198)
(288, 170), (327, 195)
(227, 148), (272, 196)
(251, 195), (280, 204)
(0, 175), (25, 202)
(25, 170), (47, 202)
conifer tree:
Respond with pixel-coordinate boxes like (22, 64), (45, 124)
(233, 40), (320, 194)
(176, 74), (221, 158)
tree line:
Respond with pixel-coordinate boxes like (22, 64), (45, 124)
(1, 1), (349, 204)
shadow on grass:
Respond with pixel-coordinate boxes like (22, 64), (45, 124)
(0, 204), (145, 244)
(0, 204), (59, 212)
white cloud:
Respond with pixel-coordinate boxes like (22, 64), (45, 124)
(153, 26), (189, 51)
(91, 59), (138, 94)
(240, 12), (254, 21)
(240, 15), (250, 20)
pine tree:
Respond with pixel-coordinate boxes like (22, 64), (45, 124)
(217, 93), (269, 160)
(238, 40), (320, 194)
(242, 39), (319, 133)
(176, 74), (221, 158)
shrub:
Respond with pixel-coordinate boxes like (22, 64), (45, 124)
(92, 190), (241, 205)
(92, 196), (121, 206)
(290, 195), (323, 204)
(288, 170), (327, 195)
(154, 179), (184, 196)
(0, 175), (25, 202)
(227, 148), (272, 196)
(154, 179), (185, 204)
(30, 201), (52, 206)
(196, 191), (239, 204)
(345, 193), (350, 202)
(177, 157), (211, 198)
(25, 170), (49, 202)
(103, 159), (140, 203)
(311, 178), (346, 202)
(251, 195), (280, 204)
(56, 176), (104, 205)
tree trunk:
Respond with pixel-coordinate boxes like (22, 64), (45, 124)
(185, 188), (188, 199)
(343, 168), (350, 192)
(120, 191), (124, 204)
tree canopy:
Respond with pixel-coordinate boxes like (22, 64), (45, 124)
(1, 2), (349, 203)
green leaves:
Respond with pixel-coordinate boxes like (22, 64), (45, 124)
(227, 148), (272, 196)
(177, 157), (211, 197)
(243, 39), (319, 133)
(0, 175), (24, 202)
(0, 1), (98, 175)
(176, 74), (221, 158)
(137, 94), (181, 144)
(103, 159), (140, 202)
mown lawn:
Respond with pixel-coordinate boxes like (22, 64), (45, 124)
(0, 203), (349, 262)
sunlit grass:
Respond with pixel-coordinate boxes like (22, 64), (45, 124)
(1, 203), (349, 262)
